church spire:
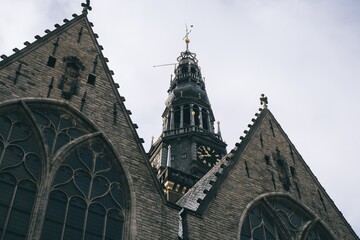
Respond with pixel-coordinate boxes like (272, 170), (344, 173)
(148, 33), (227, 203)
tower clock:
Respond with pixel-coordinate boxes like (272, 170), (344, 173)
(197, 145), (221, 167)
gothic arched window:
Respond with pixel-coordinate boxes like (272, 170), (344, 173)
(239, 196), (334, 240)
(0, 100), (130, 240)
(41, 139), (125, 240)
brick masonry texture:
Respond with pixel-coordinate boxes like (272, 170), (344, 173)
(182, 109), (358, 239)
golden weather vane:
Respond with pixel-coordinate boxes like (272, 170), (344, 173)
(183, 24), (193, 51)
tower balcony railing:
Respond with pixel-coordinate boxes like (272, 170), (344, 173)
(175, 72), (202, 82)
(163, 126), (222, 139)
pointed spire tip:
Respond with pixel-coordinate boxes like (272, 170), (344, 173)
(183, 24), (193, 51)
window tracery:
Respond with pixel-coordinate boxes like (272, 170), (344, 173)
(240, 205), (282, 240)
(0, 101), (128, 240)
(271, 202), (308, 237)
(30, 107), (91, 157)
(305, 223), (333, 240)
(41, 139), (125, 240)
(240, 196), (334, 240)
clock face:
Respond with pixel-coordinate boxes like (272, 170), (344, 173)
(197, 145), (221, 167)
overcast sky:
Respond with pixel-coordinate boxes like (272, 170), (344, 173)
(1, 0), (359, 236)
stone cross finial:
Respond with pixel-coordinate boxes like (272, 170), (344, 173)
(260, 93), (268, 108)
(81, 0), (92, 13)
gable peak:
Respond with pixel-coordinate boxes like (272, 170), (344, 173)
(260, 93), (268, 108)
(81, 0), (92, 14)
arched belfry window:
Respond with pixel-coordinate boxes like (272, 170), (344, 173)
(41, 138), (125, 240)
(174, 106), (181, 129)
(202, 109), (209, 130)
(193, 105), (200, 127)
(239, 195), (335, 240)
(183, 105), (190, 127)
(0, 100), (130, 240)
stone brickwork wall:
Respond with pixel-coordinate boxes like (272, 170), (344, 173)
(0, 14), (179, 240)
(183, 109), (358, 239)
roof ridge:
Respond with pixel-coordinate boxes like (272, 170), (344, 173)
(0, 11), (96, 67)
(177, 106), (268, 212)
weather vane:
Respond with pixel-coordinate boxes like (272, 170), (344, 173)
(81, 0), (92, 13)
(183, 24), (193, 51)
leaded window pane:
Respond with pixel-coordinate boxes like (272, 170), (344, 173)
(5, 180), (36, 239)
(0, 173), (16, 236)
(42, 191), (68, 239)
(85, 204), (106, 240)
(106, 209), (124, 240)
(63, 197), (86, 240)
(306, 224), (332, 240)
(241, 205), (282, 240)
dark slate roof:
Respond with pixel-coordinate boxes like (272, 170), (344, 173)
(176, 147), (234, 211)
(177, 107), (268, 213)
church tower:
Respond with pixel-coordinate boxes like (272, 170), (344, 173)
(149, 35), (227, 202)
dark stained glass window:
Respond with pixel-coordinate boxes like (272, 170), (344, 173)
(41, 139), (125, 240)
(271, 202), (307, 237)
(240, 197), (334, 240)
(240, 205), (282, 240)
(31, 108), (90, 156)
(0, 102), (128, 239)
(306, 224), (333, 240)
(0, 109), (41, 239)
